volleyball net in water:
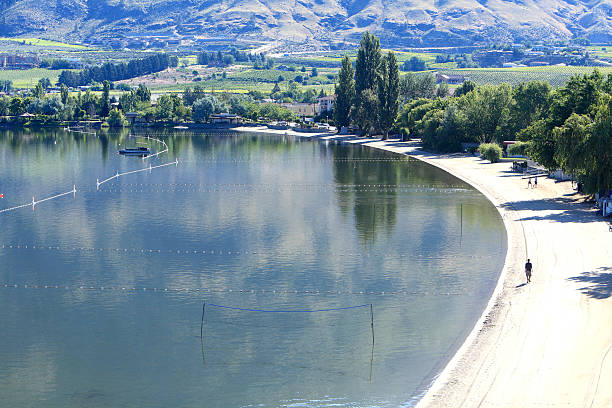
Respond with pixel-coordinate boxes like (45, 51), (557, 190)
(200, 302), (376, 380)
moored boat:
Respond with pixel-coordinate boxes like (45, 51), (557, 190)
(118, 147), (150, 156)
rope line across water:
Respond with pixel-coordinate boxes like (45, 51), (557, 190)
(0, 186), (76, 214)
(128, 135), (168, 161)
(207, 303), (370, 313)
(1, 283), (472, 297)
(0, 244), (489, 260)
(96, 159), (178, 189)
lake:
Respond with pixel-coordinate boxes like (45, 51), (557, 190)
(0, 129), (506, 407)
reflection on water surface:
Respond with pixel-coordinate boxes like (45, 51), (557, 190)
(0, 129), (506, 407)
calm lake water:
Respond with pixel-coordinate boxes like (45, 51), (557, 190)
(0, 129), (506, 408)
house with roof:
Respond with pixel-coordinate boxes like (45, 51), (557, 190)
(210, 113), (242, 125)
(317, 95), (335, 113)
(435, 73), (467, 85)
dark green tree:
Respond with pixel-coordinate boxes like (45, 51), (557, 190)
(9, 97), (25, 115)
(509, 81), (552, 137)
(192, 95), (221, 122)
(32, 82), (44, 99)
(334, 55), (355, 128)
(454, 80), (476, 97)
(353, 88), (378, 135)
(400, 73), (436, 101)
(99, 80), (111, 117)
(355, 31), (381, 96)
(136, 84), (151, 102)
(377, 51), (400, 140)
(60, 84), (69, 105)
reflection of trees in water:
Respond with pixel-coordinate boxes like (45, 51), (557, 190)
(330, 144), (409, 244)
(0, 130), (307, 165)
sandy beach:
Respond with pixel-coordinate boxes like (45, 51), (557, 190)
(235, 127), (612, 406)
(316, 136), (612, 408)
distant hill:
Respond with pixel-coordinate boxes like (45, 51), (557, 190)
(1, 0), (612, 48)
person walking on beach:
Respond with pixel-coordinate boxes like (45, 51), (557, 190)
(534, 177), (538, 188)
(528, 178), (532, 188)
(525, 259), (533, 283)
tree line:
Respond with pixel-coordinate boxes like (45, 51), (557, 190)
(0, 79), (297, 126)
(398, 70), (612, 195)
(58, 53), (178, 87)
(197, 49), (270, 69)
(334, 32), (400, 139)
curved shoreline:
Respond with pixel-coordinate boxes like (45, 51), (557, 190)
(235, 127), (515, 403)
(234, 127), (612, 407)
(321, 136), (612, 408)
(317, 136), (517, 407)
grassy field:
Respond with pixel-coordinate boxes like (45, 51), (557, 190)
(587, 46), (612, 60)
(0, 68), (66, 88)
(4, 55), (611, 95)
(437, 66), (612, 87)
(0, 37), (90, 49)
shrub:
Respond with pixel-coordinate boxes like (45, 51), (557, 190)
(479, 143), (503, 163)
(107, 108), (127, 127)
(116, 83), (132, 91)
(508, 141), (530, 157)
(192, 95), (221, 122)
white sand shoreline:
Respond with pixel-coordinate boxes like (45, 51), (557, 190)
(235, 127), (612, 407)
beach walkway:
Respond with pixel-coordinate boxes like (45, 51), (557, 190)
(320, 137), (612, 408)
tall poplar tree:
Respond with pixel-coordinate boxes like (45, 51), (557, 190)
(100, 80), (111, 117)
(355, 32), (381, 95)
(334, 55), (355, 128)
(378, 51), (400, 140)
(353, 32), (381, 135)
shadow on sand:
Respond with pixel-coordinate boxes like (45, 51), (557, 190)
(568, 267), (612, 299)
(500, 196), (601, 224)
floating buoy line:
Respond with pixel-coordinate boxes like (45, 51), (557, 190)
(96, 158), (178, 190)
(0, 282), (473, 297)
(0, 243), (489, 260)
(0, 186), (76, 213)
(63, 127), (97, 136)
(90, 187), (469, 194)
(96, 182), (468, 189)
(128, 135), (168, 161)
(179, 158), (413, 164)
(0, 131), (178, 214)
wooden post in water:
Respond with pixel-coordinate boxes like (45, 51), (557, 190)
(369, 304), (375, 382)
(200, 301), (206, 366)
(370, 304), (374, 346)
(460, 203), (463, 238)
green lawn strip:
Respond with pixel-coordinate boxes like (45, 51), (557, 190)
(0, 37), (90, 49)
(0, 68), (68, 88)
(437, 66), (612, 87)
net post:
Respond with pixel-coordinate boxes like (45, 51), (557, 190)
(370, 304), (374, 346)
(201, 300), (206, 366)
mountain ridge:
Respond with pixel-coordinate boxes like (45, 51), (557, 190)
(1, 0), (612, 47)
